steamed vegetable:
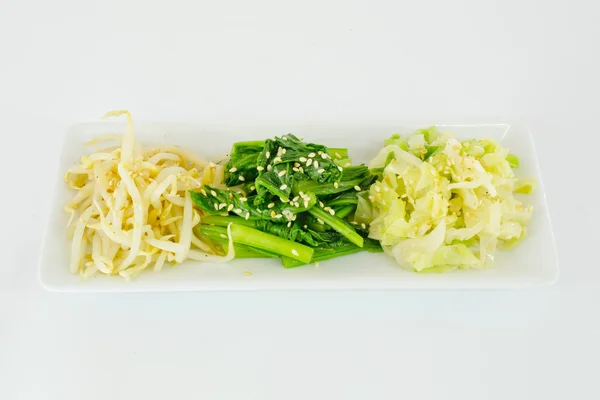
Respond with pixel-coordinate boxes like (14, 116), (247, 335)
(64, 110), (230, 280)
(192, 134), (381, 267)
(358, 127), (534, 272)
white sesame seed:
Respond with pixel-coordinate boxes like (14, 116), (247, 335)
(292, 196), (299, 202)
(294, 162), (300, 167)
(324, 206), (331, 211)
(304, 225), (308, 229)
(306, 159), (312, 167)
(308, 152), (316, 158)
(337, 166), (343, 171)
(280, 184), (287, 190)
(318, 168), (325, 173)
(319, 201), (324, 207)
(318, 151), (322, 155)
(293, 167), (300, 172)
(273, 157), (282, 163)
(298, 167), (304, 173)
(317, 218), (324, 224)
(268, 203), (275, 208)
(235, 208), (242, 213)
(292, 215), (297, 221)
(256, 166), (264, 171)
(354, 185), (361, 191)
(277, 147), (283, 156)
(287, 221), (292, 227)
(240, 197), (247, 202)
(313, 160), (319, 169)
(282, 136), (287, 140)
(229, 167), (237, 173)
(299, 157), (307, 162)
(219, 203), (227, 209)
(210, 190), (217, 196)
(299, 191), (304, 195)
(265, 151), (270, 158)
(275, 214), (282, 219)
(200, 189), (207, 196)
(321, 153), (328, 159)
(267, 165), (272, 171)
(282, 148), (286, 154)
(292, 249), (299, 256)
(335, 152), (342, 159)
(213, 203), (219, 210)
(239, 176), (245, 181)
(351, 221), (358, 225)
(304, 201), (309, 208)
(245, 212), (250, 220)
(329, 209), (335, 215)
(227, 204), (234, 211)
(271, 210), (277, 217)
(334, 182), (339, 188)
(250, 186), (256, 191)
(278, 170), (286, 177)
(361, 223), (367, 229)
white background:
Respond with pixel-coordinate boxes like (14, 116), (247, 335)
(1, 0), (598, 399)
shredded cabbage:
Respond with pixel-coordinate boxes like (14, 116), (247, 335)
(359, 127), (534, 272)
(65, 110), (232, 280)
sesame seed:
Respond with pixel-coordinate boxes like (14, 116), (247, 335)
(304, 225), (308, 229)
(317, 218), (324, 224)
(306, 159), (313, 167)
(250, 186), (256, 191)
(334, 182), (339, 188)
(323, 206), (331, 211)
(213, 203), (219, 210)
(287, 221), (292, 227)
(293, 167), (300, 172)
(271, 210), (277, 218)
(273, 157), (282, 163)
(292, 196), (299, 202)
(265, 151), (270, 158)
(229, 167), (237, 173)
(280, 184), (287, 190)
(375, 186), (381, 192)
(235, 208), (242, 213)
(313, 160), (319, 169)
(329, 209), (335, 215)
(280, 197), (289, 203)
(335, 152), (342, 159)
(299, 157), (307, 162)
(282, 148), (286, 154)
(257, 166), (264, 171)
(361, 223), (367, 229)
(344, 163), (351, 168)
(275, 214), (282, 219)
(292, 249), (299, 256)
(351, 221), (358, 225)
(268, 203), (275, 208)
(227, 204), (234, 211)
(278, 170), (286, 177)
(219, 203), (227, 209)
(240, 197), (248, 202)
(319, 201), (324, 207)
(267, 165), (272, 171)
(308, 152), (316, 158)
(354, 185), (361, 191)
(304, 201), (309, 208)
(294, 162), (300, 167)
(282, 136), (287, 140)
(210, 190), (217, 196)
(318, 151), (322, 155)
(318, 168), (325, 173)
(277, 147), (283, 156)
(200, 189), (207, 196)
(239, 176), (245, 181)
(245, 212), (250, 220)
(337, 166), (343, 172)
(299, 191), (304, 195)
(298, 167), (304, 173)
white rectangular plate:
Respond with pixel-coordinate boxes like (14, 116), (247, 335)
(40, 122), (558, 291)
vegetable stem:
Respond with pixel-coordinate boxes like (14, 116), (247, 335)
(230, 224), (313, 263)
(308, 207), (364, 247)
